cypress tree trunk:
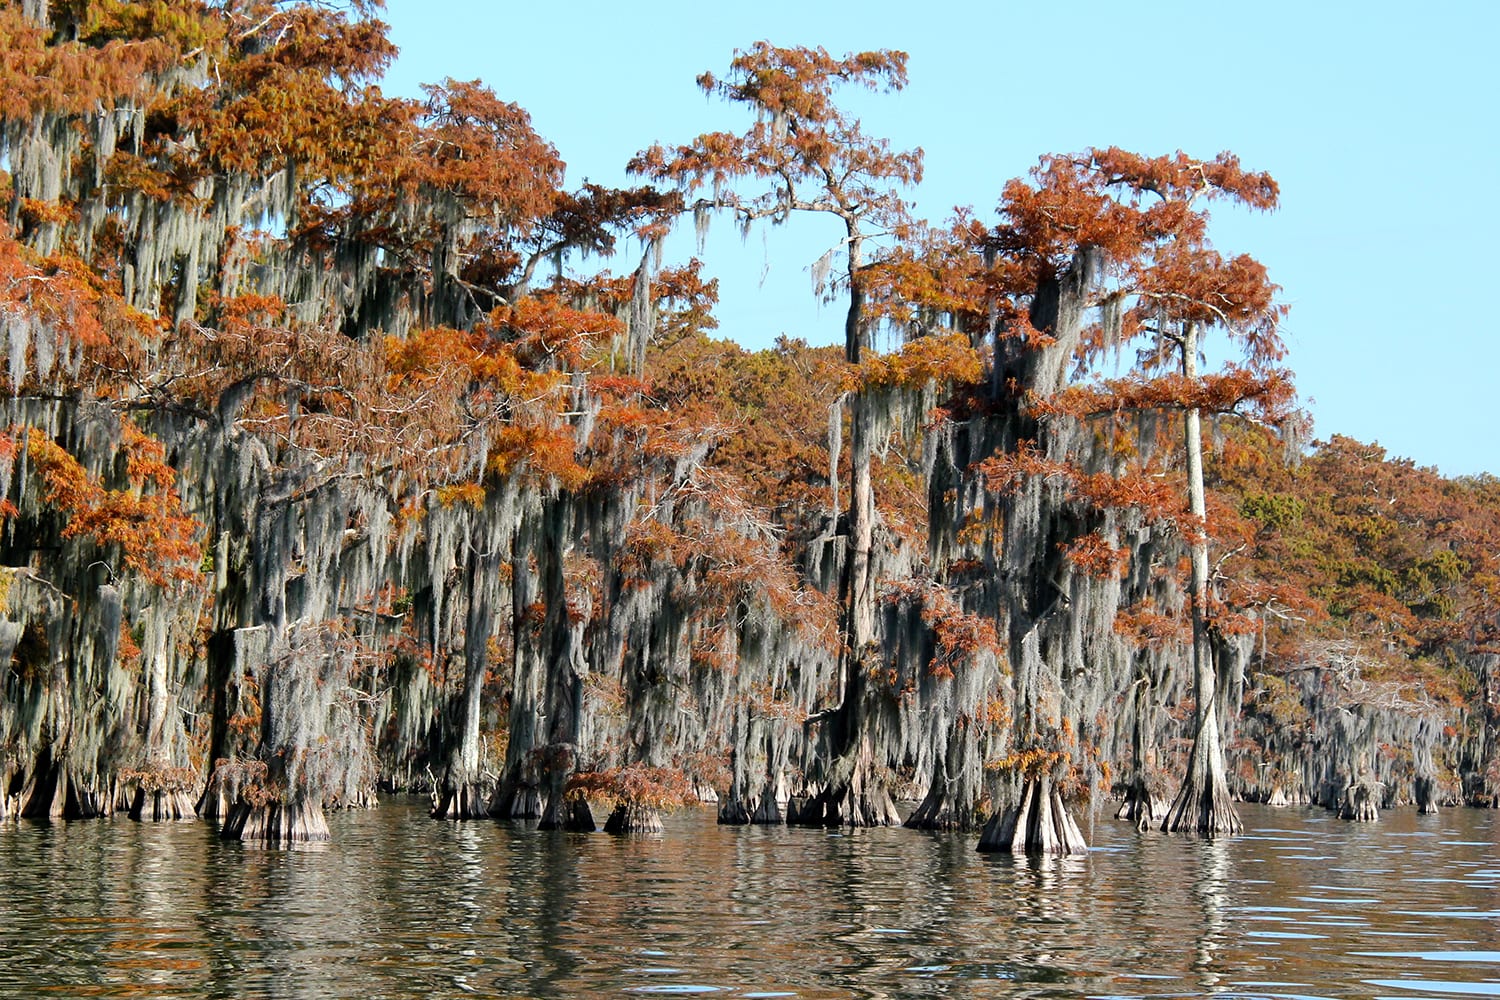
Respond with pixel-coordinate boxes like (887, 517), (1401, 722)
(976, 252), (1099, 850)
(130, 599), (195, 822)
(430, 671), (490, 819)
(794, 725), (902, 827)
(796, 228), (898, 828)
(604, 800), (663, 834)
(1414, 774), (1439, 814)
(1339, 779), (1380, 822)
(222, 651), (333, 845)
(977, 777), (1088, 855)
(747, 776), (788, 824)
(222, 795), (331, 844)
(906, 721), (977, 830)
(534, 498), (593, 832)
(198, 626), (265, 820)
(1482, 656), (1500, 806)
(717, 720), (787, 825)
(129, 784), (195, 822)
(1116, 670), (1167, 829)
(1163, 323), (1242, 837)
(492, 528), (544, 820)
(131, 609), (196, 821)
(433, 518), (501, 820)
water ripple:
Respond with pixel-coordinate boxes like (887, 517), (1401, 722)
(1, 802), (1498, 998)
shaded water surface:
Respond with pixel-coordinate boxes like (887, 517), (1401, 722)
(2, 802), (1498, 998)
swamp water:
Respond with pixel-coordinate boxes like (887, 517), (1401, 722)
(1, 802), (1497, 998)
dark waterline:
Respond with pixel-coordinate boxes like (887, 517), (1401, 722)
(2, 802), (1498, 998)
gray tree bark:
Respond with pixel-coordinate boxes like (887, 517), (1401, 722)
(1164, 323), (1242, 836)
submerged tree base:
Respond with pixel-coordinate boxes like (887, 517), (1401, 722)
(717, 795), (785, 825)
(604, 801), (663, 834)
(787, 744), (902, 828)
(15, 762), (110, 820)
(1339, 781), (1380, 822)
(1163, 767), (1243, 837)
(1115, 780), (1168, 831)
(788, 784), (901, 828)
(130, 787), (196, 822)
(538, 795), (595, 832)
(431, 781), (493, 820)
(491, 782), (544, 820)
(1414, 776), (1439, 815)
(978, 779), (1088, 856)
(904, 788), (976, 831)
(221, 801), (331, 844)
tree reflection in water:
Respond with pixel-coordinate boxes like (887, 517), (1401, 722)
(1193, 837), (1233, 990)
(3, 803), (1500, 997)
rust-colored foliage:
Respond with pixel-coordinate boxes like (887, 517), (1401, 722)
(632, 41), (921, 363)
(1114, 601), (1191, 649)
(886, 580), (1003, 680)
(196, 0), (398, 182)
(1062, 532), (1130, 580)
(632, 42), (919, 205)
(21, 423), (200, 587)
(412, 78), (563, 227)
(853, 333), (983, 394)
(566, 763), (695, 811)
(987, 147), (1289, 386)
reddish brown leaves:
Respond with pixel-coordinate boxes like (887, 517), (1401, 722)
(635, 43), (921, 198)
(566, 763), (694, 811)
(21, 424), (201, 588)
(853, 333), (982, 394)
(1043, 365), (1299, 424)
(1062, 532), (1130, 579)
(708, 43), (910, 121)
(0, 231), (113, 362)
(412, 78), (563, 228)
(886, 580), (1002, 679)
(1089, 147), (1279, 213)
(630, 43), (922, 313)
(1114, 602), (1191, 649)
(991, 146), (1288, 375)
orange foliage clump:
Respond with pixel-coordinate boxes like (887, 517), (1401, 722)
(886, 580), (1002, 680)
(1114, 601), (1190, 649)
(566, 763), (695, 811)
(20, 423), (200, 588)
(1061, 532), (1130, 580)
(853, 333), (982, 394)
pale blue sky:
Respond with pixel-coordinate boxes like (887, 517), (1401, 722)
(380, 0), (1498, 477)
